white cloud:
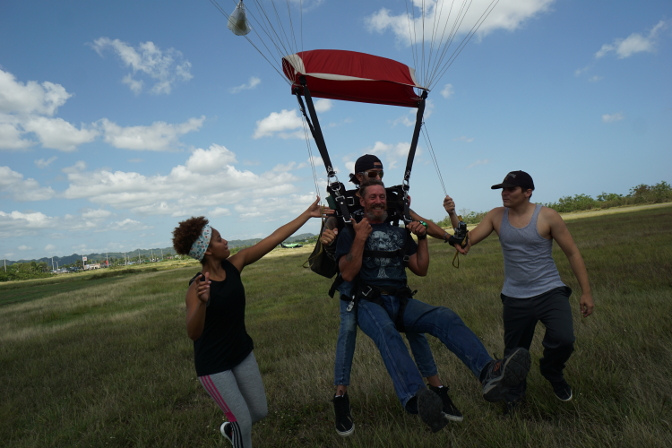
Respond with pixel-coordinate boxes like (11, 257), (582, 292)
(211, 207), (232, 217)
(18, 245), (33, 251)
(0, 166), (56, 201)
(595, 20), (667, 59)
(574, 66), (590, 77)
(467, 159), (491, 168)
(107, 219), (149, 231)
(0, 68), (71, 116)
(588, 75), (603, 82)
(349, 141), (419, 170)
(81, 209), (112, 219)
(454, 136), (474, 143)
(97, 116), (205, 151)
(22, 116), (98, 152)
(0, 68), (92, 151)
(61, 144), (299, 217)
(366, 0), (554, 46)
(44, 244), (57, 253)
(231, 76), (261, 93)
(315, 99), (333, 113)
(602, 113), (624, 123)
(0, 210), (53, 238)
(0, 121), (34, 150)
(233, 193), (317, 220)
(185, 144), (237, 174)
(441, 84), (454, 99)
(90, 37), (193, 94)
(253, 109), (305, 139)
(35, 156), (58, 168)
(63, 161), (87, 174)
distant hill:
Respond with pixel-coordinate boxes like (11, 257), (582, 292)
(2, 233), (316, 266)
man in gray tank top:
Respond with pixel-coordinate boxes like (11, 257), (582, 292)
(449, 170), (594, 411)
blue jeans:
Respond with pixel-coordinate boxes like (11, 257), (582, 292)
(357, 295), (493, 410)
(334, 297), (439, 386)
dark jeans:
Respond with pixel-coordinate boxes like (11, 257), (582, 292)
(501, 286), (575, 400)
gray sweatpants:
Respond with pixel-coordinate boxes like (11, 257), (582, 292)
(199, 352), (268, 448)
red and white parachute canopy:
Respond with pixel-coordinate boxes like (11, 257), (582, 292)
(282, 49), (429, 108)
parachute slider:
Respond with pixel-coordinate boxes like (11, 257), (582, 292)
(227, 0), (251, 36)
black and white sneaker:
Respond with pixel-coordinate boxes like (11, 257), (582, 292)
(220, 422), (233, 445)
(417, 389), (448, 433)
(481, 348), (531, 403)
(333, 394), (354, 436)
(428, 385), (463, 422)
(551, 380), (573, 402)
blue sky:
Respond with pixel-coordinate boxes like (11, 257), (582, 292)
(1, 0), (670, 262)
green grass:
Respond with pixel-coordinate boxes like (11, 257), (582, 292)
(1, 207), (671, 447)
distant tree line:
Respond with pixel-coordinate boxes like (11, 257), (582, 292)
(0, 261), (52, 282)
(437, 181), (671, 227)
(543, 181), (671, 213)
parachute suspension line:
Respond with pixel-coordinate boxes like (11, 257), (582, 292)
(208, 0), (290, 83)
(427, 0), (464, 86)
(300, 117), (322, 201)
(421, 0), (474, 89)
(251, 0), (297, 57)
(209, 0), (309, 84)
(430, 0), (500, 88)
(402, 0), (500, 90)
(421, 121), (448, 197)
(246, 0), (299, 64)
(404, 0), (423, 89)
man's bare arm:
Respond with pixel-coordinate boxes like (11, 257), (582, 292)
(546, 208), (594, 317)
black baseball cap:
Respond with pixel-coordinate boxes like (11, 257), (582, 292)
(350, 154), (383, 183)
(491, 170), (535, 190)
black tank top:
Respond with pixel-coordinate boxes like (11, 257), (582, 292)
(191, 259), (254, 376)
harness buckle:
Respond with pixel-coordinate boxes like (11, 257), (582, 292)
(346, 298), (355, 312)
(361, 285), (373, 297)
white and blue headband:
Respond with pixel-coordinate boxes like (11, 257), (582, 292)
(189, 224), (212, 261)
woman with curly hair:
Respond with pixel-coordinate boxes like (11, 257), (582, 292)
(172, 198), (323, 448)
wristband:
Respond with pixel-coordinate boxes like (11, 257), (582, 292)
(417, 233), (427, 240)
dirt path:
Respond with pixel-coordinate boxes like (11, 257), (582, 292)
(557, 202), (672, 221)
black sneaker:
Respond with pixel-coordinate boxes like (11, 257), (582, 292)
(417, 389), (448, 433)
(551, 380), (573, 401)
(220, 422), (233, 445)
(332, 394), (354, 436)
(481, 348), (531, 403)
(428, 385), (463, 422)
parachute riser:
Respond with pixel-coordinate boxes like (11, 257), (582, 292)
(294, 77), (353, 225)
(401, 90), (428, 224)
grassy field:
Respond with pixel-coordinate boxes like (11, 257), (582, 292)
(1, 206), (671, 447)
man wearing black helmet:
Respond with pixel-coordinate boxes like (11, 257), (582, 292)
(453, 170), (594, 410)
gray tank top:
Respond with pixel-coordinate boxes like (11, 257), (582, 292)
(500, 204), (565, 298)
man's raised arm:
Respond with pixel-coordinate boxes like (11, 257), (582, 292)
(338, 218), (372, 282)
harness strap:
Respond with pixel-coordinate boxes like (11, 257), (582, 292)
(354, 281), (415, 332)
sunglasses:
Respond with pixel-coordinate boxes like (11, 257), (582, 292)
(360, 169), (384, 179)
